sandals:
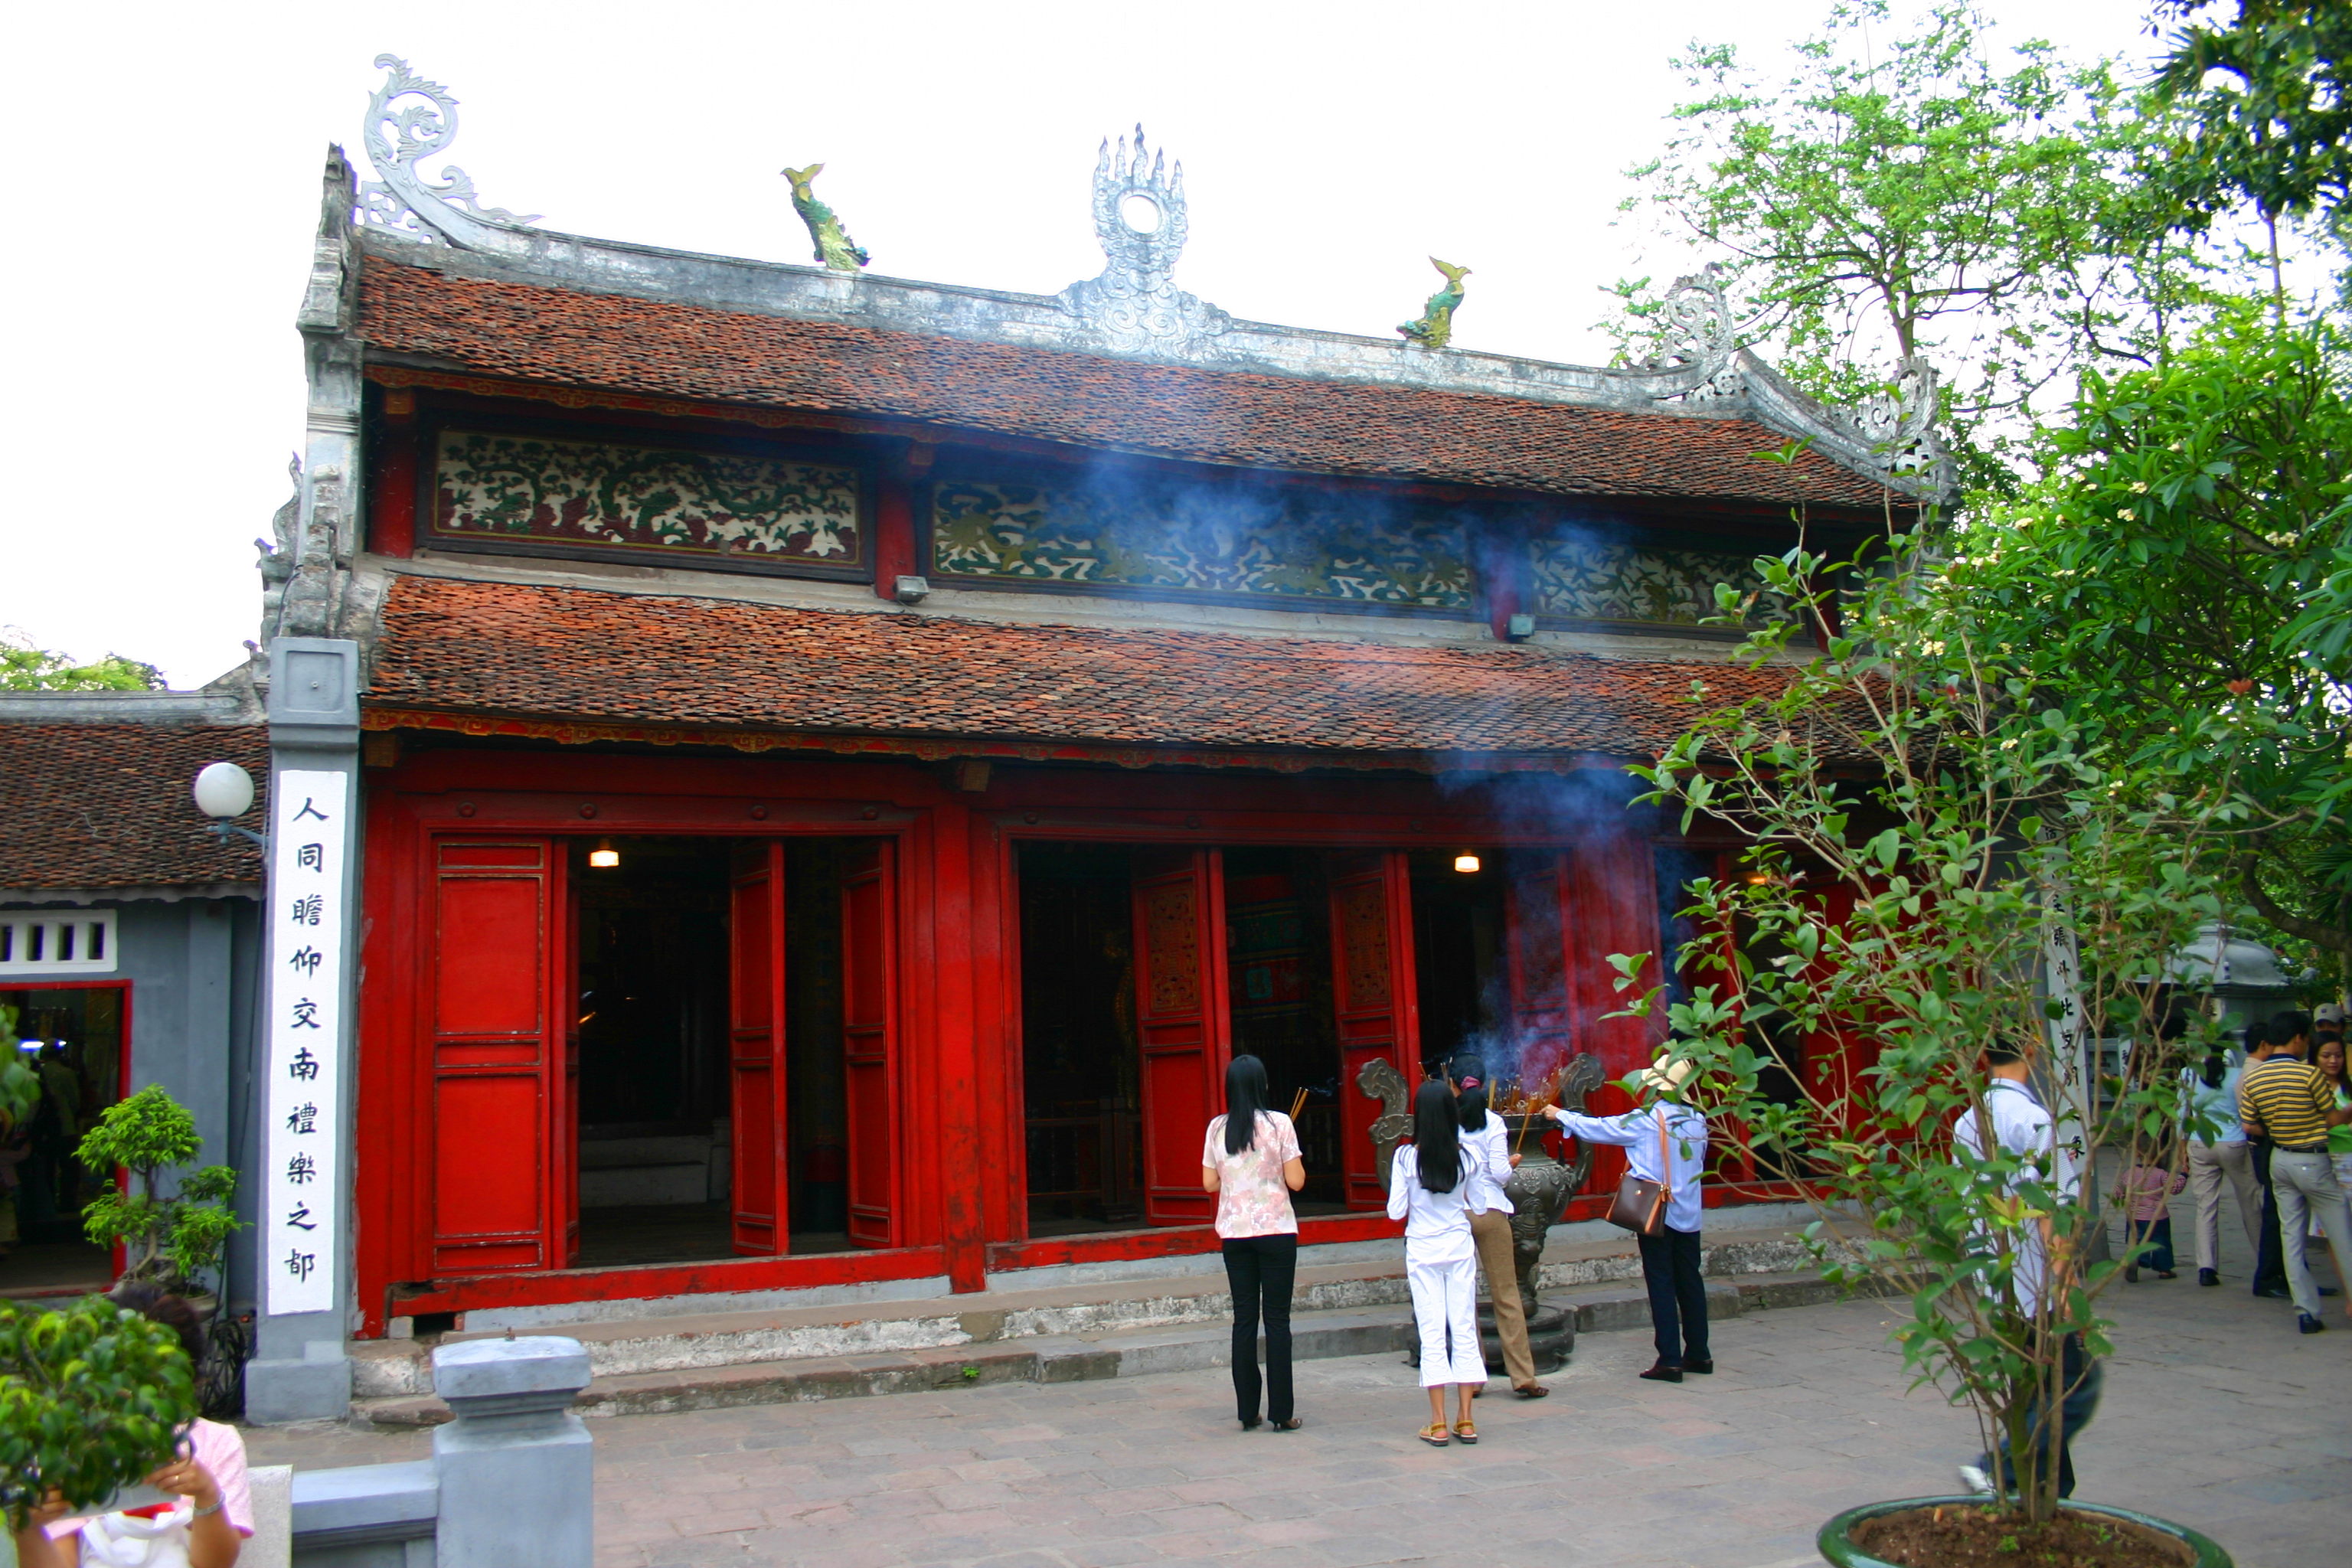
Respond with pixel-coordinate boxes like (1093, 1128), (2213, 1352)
(1513, 1382), (1550, 1399)
(1266, 1416), (1302, 1431)
(1417, 1422), (1450, 1447)
(1452, 1419), (1478, 1444)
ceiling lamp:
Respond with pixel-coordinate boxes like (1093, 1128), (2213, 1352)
(1453, 854), (1481, 874)
(588, 840), (620, 869)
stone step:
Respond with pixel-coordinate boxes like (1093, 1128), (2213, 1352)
(352, 1267), (1878, 1426)
(349, 1227), (1816, 1399)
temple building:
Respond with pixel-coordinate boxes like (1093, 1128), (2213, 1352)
(2, 60), (1939, 1419)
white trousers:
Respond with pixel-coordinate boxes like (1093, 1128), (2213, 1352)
(1408, 1252), (1484, 1387)
(2187, 1138), (2259, 1271)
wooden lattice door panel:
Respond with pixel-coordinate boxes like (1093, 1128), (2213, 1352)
(1504, 850), (1580, 1070)
(428, 839), (568, 1276)
(728, 843), (789, 1256)
(1130, 848), (1229, 1227)
(1325, 851), (1419, 1209)
(841, 839), (900, 1248)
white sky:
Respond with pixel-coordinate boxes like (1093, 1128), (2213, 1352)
(1, 0), (2158, 688)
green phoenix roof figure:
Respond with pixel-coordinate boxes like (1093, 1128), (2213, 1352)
(1396, 256), (1471, 348)
(782, 162), (870, 272)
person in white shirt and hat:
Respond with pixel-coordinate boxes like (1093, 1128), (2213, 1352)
(1541, 1053), (1711, 1382)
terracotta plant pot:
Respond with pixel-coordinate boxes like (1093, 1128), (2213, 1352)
(1817, 1496), (2231, 1568)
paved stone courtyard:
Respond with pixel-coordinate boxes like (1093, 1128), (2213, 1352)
(254, 1259), (2352, 1568)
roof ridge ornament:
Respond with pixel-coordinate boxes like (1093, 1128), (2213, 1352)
(781, 163), (869, 272)
(1396, 258), (1471, 350)
(355, 54), (540, 247)
(1057, 126), (1232, 359)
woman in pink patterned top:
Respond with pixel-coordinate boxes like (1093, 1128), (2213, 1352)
(2115, 1140), (2187, 1282)
(1201, 1054), (1307, 1431)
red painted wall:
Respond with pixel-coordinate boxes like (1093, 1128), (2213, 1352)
(352, 744), (1704, 1334)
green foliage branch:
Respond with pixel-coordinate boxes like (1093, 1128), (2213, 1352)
(0, 629), (162, 693)
(0, 1299), (197, 1533)
(1951, 307), (2352, 981)
(76, 1087), (243, 1295)
(1613, 504), (2233, 1524)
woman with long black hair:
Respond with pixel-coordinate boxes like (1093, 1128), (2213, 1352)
(1388, 1077), (1484, 1446)
(1452, 1054), (1546, 1397)
(1201, 1053), (1307, 1430)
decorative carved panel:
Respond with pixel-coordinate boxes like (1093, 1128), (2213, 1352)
(930, 471), (1473, 612)
(1333, 878), (1391, 1009)
(1139, 880), (1201, 1013)
(431, 429), (864, 572)
(1528, 534), (1779, 628)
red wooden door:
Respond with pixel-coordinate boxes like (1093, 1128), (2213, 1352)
(1131, 848), (1228, 1227)
(558, 866), (581, 1269)
(428, 838), (567, 1276)
(729, 843), (789, 1255)
(1504, 850), (1580, 1072)
(842, 840), (900, 1248)
(1326, 851), (1419, 1209)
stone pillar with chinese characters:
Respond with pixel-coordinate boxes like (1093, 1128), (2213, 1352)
(245, 637), (363, 1423)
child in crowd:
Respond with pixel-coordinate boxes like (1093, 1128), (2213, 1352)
(1388, 1078), (1485, 1446)
(2116, 1139), (2187, 1282)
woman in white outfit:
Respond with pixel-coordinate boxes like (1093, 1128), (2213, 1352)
(1388, 1078), (1485, 1446)
(1449, 1054), (1546, 1397)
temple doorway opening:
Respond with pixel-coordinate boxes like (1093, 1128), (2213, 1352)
(1221, 848), (1346, 1212)
(570, 836), (861, 1267)
(1018, 844), (1144, 1234)
(1409, 848), (1509, 1073)
(0, 984), (125, 1294)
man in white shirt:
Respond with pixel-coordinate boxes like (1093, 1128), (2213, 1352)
(1953, 1036), (2102, 1501)
(1544, 1055), (1710, 1383)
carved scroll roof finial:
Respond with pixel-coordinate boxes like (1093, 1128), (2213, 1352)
(355, 54), (539, 247)
(1057, 125), (1230, 360)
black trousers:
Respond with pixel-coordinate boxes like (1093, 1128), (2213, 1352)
(1637, 1225), (1709, 1366)
(2253, 1138), (2288, 1295)
(1221, 1233), (1297, 1423)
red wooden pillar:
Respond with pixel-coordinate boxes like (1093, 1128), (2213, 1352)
(1131, 849), (1229, 1226)
(371, 387), (419, 557)
(872, 441), (928, 599)
(930, 804), (989, 1291)
(1326, 851), (1419, 1209)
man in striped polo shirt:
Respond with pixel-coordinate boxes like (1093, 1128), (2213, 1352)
(2238, 1010), (2352, 1334)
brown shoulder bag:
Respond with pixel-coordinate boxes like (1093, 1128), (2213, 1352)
(1603, 1109), (1673, 1236)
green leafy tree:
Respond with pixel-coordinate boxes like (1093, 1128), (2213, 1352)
(0, 1300), (198, 1532)
(1620, 518), (2232, 1527)
(1952, 308), (2352, 980)
(1606, 2), (2184, 483)
(0, 629), (163, 692)
(2151, 1), (2352, 299)
(76, 1088), (243, 1295)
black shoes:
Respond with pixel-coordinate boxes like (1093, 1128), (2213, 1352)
(2199, 1269), (2220, 1286)
(2125, 1265), (2140, 1283)
(1639, 1361), (1684, 1383)
(2256, 1285), (2292, 1299)
(1684, 1357), (1714, 1374)
(2299, 1312), (2327, 1334)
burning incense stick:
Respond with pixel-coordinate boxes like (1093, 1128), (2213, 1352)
(1514, 1067), (1564, 1155)
(1289, 1086), (1308, 1123)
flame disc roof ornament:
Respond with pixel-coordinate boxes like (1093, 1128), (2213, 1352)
(355, 54), (540, 247)
(1057, 126), (1232, 360)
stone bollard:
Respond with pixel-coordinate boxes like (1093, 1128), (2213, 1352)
(430, 1336), (593, 1568)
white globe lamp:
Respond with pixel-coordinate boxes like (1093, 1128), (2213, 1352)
(192, 762), (256, 821)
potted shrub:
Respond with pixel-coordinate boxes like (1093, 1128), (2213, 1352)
(75, 1086), (243, 1305)
(0, 1296), (199, 1534)
(1612, 519), (2239, 1566)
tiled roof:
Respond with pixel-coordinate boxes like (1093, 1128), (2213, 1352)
(368, 574), (1785, 760)
(0, 724), (267, 890)
(361, 259), (1894, 510)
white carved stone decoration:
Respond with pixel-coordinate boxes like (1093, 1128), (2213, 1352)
(1057, 127), (1233, 359)
(354, 54), (538, 245)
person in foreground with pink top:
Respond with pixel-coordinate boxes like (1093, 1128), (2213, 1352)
(12, 1284), (254, 1567)
(1201, 1054), (1307, 1431)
